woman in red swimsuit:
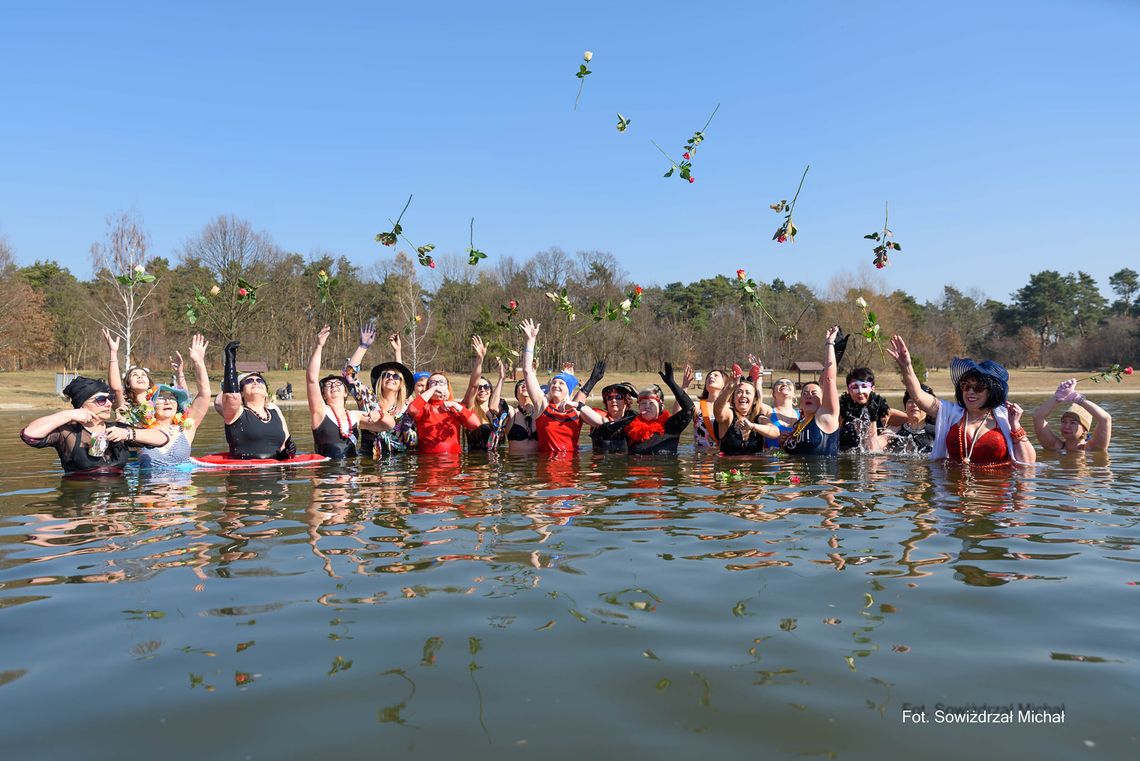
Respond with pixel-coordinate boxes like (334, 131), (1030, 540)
(519, 319), (607, 454)
(405, 372), (482, 455)
(887, 336), (1036, 466)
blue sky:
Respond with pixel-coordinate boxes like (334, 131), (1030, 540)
(1, 0), (1136, 303)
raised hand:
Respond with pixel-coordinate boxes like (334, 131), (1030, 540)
(587, 360), (606, 386)
(315, 324), (332, 347)
(659, 361), (675, 384)
(520, 318), (540, 341)
(732, 363), (744, 381)
(388, 332), (402, 353)
(749, 363), (762, 385)
(1054, 378), (1078, 402)
(496, 356), (507, 381)
(170, 351), (184, 375)
(885, 335), (911, 369)
(825, 325), (841, 345)
(360, 320), (377, 348)
(188, 334), (209, 364)
(472, 335), (487, 359)
(681, 363), (695, 390)
(101, 327), (120, 353)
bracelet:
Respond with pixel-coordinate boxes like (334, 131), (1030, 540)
(128, 426), (136, 443)
(1010, 427), (1027, 441)
(826, 341), (835, 346)
(575, 402), (585, 411)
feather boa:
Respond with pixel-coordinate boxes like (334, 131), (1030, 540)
(626, 410), (670, 444)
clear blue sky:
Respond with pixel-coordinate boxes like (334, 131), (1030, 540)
(1, 0), (1136, 304)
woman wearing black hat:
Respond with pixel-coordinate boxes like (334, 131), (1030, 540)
(887, 335), (1035, 466)
(590, 364), (694, 455)
(590, 380), (637, 453)
(307, 325), (395, 458)
(218, 340), (295, 460)
(21, 376), (171, 474)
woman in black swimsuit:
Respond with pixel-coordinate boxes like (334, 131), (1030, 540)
(218, 341), (295, 459)
(307, 325), (393, 458)
(459, 338), (509, 452)
(591, 364), (694, 455)
(21, 376), (170, 475)
(506, 379), (539, 453)
(712, 368), (780, 456)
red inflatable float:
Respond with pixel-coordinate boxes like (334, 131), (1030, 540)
(189, 452), (330, 469)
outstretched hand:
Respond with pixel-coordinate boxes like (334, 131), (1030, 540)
(315, 324), (331, 347)
(587, 360), (606, 386)
(885, 335), (910, 369)
(188, 334), (209, 364)
(170, 351), (184, 376)
(659, 361), (675, 385)
(520, 318), (540, 341)
(359, 320), (377, 348)
(1054, 378), (1078, 402)
(471, 335), (486, 359)
(101, 327), (120, 353)
(681, 364), (695, 390)
(224, 340), (241, 354)
(388, 332), (401, 353)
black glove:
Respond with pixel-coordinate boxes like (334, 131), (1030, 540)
(276, 436), (297, 460)
(222, 340), (241, 393)
(658, 361), (674, 386)
(832, 329), (849, 367)
(580, 360), (606, 397)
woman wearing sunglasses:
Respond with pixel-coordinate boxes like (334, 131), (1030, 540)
(218, 341), (296, 459)
(887, 335), (1036, 466)
(307, 325), (394, 459)
(405, 371), (484, 455)
(137, 334), (214, 468)
(459, 336), (509, 452)
(21, 376), (170, 474)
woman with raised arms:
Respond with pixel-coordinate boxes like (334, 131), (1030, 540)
(1031, 378), (1112, 454)
(460, 336), (510, 452)
(591, 364), (694, 455)
(782, 326), (844, 457)
(519, 318), (606, 454)
(713, 364), (780, 455)
(887, 334), (1035, 466)
(218, 341), (296, 460)
(137, 334), (213, 468)
(681, 365), (726, 449)
(307, 325), (393, 459)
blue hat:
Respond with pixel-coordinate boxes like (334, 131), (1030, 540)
(149, 384), (191, 412)
(950, 357), (1009, 397)
(550, 372), (579, 395)
(412, 371), (430, 384)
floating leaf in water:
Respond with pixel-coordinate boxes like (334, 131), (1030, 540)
(779, 617), (797, 631)
(880, 604), (897, 613)
(421, 636), (444, 666)
(234, 671), (255, 686)
(123, 609), (166, 620)
(643, 649), (660, 660)
(469, 637), (482, 655)
(844, 656), (856, 671)
(131, 640), (163, 659)
(568, 609), (589, 623)
(691, 671), (712, 706)
(656, 678), (671, 691)
(732, 600), (748, 617)
(328, 655), (353, 676)
(236, 640), (255, 652)
(0, 669), (28, 687)
(863, 593), (874, 608)
(891, 644), (911, 653)
(535, 620), (555, 631)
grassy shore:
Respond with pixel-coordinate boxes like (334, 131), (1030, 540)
(1, 367), (1134, 410)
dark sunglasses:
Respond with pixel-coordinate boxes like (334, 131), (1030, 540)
(380, 371), (402, 381)
(241, 376), (266, 386)
(476, 384), (492, 391)
(959, 381), (988, 393)
(89, 394), (114, 406)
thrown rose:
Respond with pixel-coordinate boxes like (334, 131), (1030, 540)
(855, 296), (868, 309)
(583, 50), (593, 62)
(134, 264), (146, 274)
(736, 269), (746, 280)
(238, 287), (249, 297)
(508, 299), (518, 310)
(209, 285), (221, 296)
(1126, 367), (1135, 375)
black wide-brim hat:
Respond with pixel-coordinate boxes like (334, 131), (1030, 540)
(370, 361), (414, 396)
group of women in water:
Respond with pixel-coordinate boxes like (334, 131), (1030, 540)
(19, 320), (1115, 475)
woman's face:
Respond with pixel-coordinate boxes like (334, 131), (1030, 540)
(637, 397), (660, 421)
(904, 398), (927, 425)
(414, 378), (428, 395)
(548, 378), (569, 403)
(772, 379), (795, 403)
(474, 379), (492, 404)
(153, 394), (179, 422)
(604, 391), (629, 418)
(515, 384), (531, 407)
(127, 369), (151, 392)
(732, 383), (756, 415)
(84, 392), (115, 421)
(240, 375), (268, 402)
(847, 380), (873, 405)
(322, 378), (346, 404)
(379, 370), (403, 395)
(1059, 414), (1086, 441)
(427, 374), (449, 401)
(800, 383), (822, 413)
(958, 377), (990, 413)
(705, 371), (725, 392)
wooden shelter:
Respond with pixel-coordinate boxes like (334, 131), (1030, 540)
(788, 360), (824, 389)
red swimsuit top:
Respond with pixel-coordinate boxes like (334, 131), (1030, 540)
(535, 405), (583, 454)
(946, 420), (1009, 466)
(407, 396), (478, 455)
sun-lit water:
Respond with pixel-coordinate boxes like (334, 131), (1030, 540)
(1, 398), (1138, 760)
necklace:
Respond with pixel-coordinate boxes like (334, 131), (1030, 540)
(330, 405), (355, 442)
(959, 411), (991, 463)
(246, 404), (272, 422)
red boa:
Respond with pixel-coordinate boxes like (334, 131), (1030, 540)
(626, 410), (669, 444)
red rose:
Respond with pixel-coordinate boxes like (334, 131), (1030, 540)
(789, 475), (801, 485)
(875, 261), (885, 269)
(238, 287), (249, 297)
(508, 300), (518, 310)
(777, 235), (787, 243)
(1126, 366), (1134, 375)
(682, 152), (691, 160)
(736, 269), (746, 280)
(688, 177), (695, 184)
(634, 285), (643, 295)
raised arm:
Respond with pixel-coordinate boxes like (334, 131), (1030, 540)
(490, 357), (506, 415)
(220, 341), (244, 424)
(712, 369), (737, 428)
(307, 325), (331, 427)
(1082, 398), (1113, 451)
(185, 334), (212, 429)
(660, 362), (695, 433)
(887, 334), (939, 419)
(101, 327), (126, 409)
(1031, 380), (1070, 451)
(520, 319), (548, 416)
(461, 335), (487, 408)
(815, 326), (842, 428)
(574, 360), (606, 404)
(170, 350), (188, 390)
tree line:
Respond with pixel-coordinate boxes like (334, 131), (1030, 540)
(1, 212), (1137, 376)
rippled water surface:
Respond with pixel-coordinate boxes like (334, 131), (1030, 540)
(2, 399), (1138, 760)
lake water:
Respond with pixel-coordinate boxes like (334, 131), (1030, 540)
(1, 398), (1137, 760)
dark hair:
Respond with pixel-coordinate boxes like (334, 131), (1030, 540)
(902, 384), (936, 409)
(801, 380), (822, 392)
(954, 370), (1007, 409)
(845, 367), (875, 385)
(698, 369), (722, 400)
(318, 374), (344, 394)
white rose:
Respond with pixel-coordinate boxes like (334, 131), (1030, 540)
(855, 296), (868, 309)
(619, 299), (632, 312)
(134, 264), (146, 274)
(209, 285), (221, 296)
(583, 51), (593, 62)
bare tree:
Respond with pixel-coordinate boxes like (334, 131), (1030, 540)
(179, 215), (280, 343)
(90, 211), (157, 367)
